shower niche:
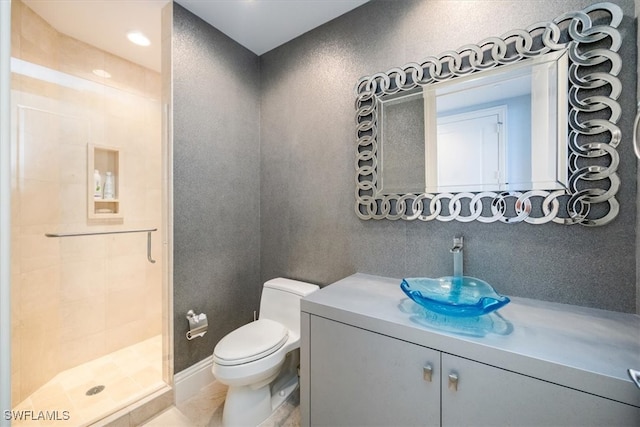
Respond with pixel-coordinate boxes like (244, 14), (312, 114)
(87, 143), (122, 220)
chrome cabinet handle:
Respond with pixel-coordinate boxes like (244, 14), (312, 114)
(633, 110), (640, 160)
(448, 372), (459, 391)
(629, 369), (640, 389)
(423, 364), (433, 382)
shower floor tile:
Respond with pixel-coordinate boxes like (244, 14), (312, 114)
(11, 335), (165, 427)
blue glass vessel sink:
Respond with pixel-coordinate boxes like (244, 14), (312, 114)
(400, 276), (510, 317)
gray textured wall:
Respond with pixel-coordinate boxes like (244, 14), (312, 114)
(173, 3), (261, 373)
(172, 0), (638, 373)
(635, 0), (640, 316)
(260, 0), (638, 313)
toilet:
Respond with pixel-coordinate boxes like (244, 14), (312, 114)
(212, 278), (319, 427)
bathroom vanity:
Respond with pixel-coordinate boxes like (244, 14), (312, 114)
(300, 274), (640, 426)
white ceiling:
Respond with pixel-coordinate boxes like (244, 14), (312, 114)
(21, 0), (370, 73)
(175, 0), (370, 56)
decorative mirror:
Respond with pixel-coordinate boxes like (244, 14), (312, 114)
(355, 2), (622, 226)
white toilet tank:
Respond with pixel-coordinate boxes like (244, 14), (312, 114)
(259, 278), (319, 337)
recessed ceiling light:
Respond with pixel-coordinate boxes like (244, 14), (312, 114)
(127, 31), (151, 47)
(92, 69), (111, 78)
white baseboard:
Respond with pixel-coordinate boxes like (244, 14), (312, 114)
(173, 355), (215, 403)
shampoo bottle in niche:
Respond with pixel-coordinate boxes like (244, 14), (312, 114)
(93, 169), (102, 199)
(103, 171), (115, 199)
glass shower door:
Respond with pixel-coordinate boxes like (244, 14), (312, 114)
(8, 0), (169, 424)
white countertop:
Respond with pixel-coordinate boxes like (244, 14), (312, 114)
(301, 273), (640, 407)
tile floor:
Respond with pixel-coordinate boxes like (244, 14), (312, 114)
(11, 335), (165, 427)
(143, 381), (300, 427)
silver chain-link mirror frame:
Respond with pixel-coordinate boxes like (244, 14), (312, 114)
(355, 2), (622, 226)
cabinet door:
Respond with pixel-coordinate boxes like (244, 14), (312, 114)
(309, 316), (440, 426)
(442, 353), (640, 427)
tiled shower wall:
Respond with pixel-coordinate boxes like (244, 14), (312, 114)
(10, 0), (163, 404)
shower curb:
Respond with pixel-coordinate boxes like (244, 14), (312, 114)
(174, 355), (215, 404)
(90, 385), (173, 427)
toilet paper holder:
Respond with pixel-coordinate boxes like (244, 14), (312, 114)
(186, 309), (208, 340)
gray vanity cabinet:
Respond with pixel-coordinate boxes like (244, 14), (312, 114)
(441, 354), (640, 427)
(300, 274), (640, 427)
(308, 316), (440, 426)
(307, 315), (640, 427)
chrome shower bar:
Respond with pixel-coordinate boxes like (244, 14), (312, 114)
(44, 227), (157, 238)
(45, 228), (158, 263)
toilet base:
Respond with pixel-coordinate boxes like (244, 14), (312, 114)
(222, 382), (271, 427)
(221, 358), (299, 427)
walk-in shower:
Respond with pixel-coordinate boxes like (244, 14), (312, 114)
(4, 1), (172, 424)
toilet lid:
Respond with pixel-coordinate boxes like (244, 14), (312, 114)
(213, 319), (288, 366)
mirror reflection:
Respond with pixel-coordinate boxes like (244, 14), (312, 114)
(378, 50), (568, 195)
(356, 2), (622, 225)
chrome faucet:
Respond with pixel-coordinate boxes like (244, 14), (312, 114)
(450, 236), (463, 278)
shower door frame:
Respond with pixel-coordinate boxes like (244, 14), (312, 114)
(1, 0), (13, 423)
(0, 0), (175, 420)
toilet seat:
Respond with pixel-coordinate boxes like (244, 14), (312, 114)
(213, 319), (288, 366)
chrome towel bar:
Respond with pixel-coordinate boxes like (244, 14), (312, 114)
(45, 228), (158, 263)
